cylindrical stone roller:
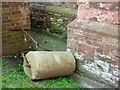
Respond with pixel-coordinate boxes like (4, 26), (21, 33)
(23, 51), (76, 80)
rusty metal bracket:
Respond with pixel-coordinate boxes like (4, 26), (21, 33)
(22, 53), (31, 68)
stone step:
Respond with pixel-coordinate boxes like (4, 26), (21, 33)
(70, 73), (115, 89)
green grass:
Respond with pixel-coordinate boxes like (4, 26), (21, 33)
(37, 5), (77, 17)
(2, 32), (84, 88)
(0, 73), (1, 89)
(2, 59), (82, 88)
(31, 31), (67, 51)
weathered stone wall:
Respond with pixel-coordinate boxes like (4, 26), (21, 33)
(2, 2), (31, 55)
(30, 2), (77, 35)
(67, 2), (119, 87)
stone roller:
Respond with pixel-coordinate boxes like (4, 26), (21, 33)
(22, 51), (76, 80)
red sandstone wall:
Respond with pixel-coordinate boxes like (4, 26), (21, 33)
(77, 2), (119, 24)
(2, 2), (31, 55)
(67, 2), (119, 87)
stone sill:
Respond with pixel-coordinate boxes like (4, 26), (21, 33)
(67, 19), (119, 38)
(76, 66), (118, 88)
(70, 73), (114, 89)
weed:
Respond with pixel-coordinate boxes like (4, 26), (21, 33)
(2, 60), (83, 88)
